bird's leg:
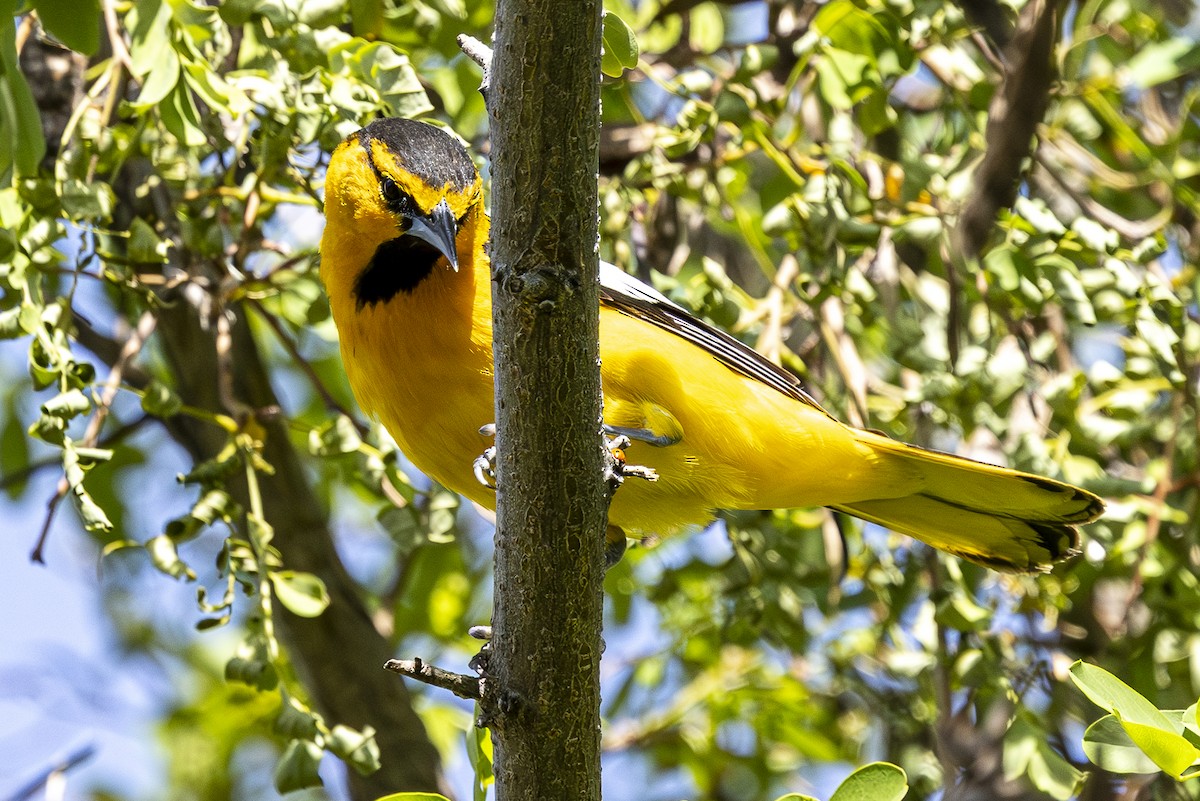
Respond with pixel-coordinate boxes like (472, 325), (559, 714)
(467, 624), (492, 675)
(601, 433), (658, 568)
(602, 432), (660, 488)
(473, 424), (656, 568)
(474, 424), (661, 490)
(473, 423), (498, 489)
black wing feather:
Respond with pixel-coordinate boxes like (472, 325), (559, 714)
(598, 269), (834, 421)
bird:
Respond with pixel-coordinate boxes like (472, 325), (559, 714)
(318, 117), (1104, 573)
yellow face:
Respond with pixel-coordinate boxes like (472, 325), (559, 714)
(319, 120), (485, 310)
(365, 138), (481, 222)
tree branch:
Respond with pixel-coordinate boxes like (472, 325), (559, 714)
(954, 0), (1062, 261)
(384, 658), (482, 701)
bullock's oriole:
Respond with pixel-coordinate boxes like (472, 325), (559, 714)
(319, 118), (1104, 572)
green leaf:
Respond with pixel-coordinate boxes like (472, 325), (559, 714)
(466, 725), (494, 801)
(134, 49), (182, 110)
(688, 2), (724, 54)
(141, 379), (184, 418)
(74, 483), (114, 532)
(1070, 661), (1179, 732)
(812, 0), (909, 75)
(815, 48), (874, 109)
(59, 179), (114, 221)
(1083, 714), (1166, 774)
(0, 393), (30, 497)
(984, 245), (1025, 292)
(373, 794), (452, 801)
(427, 488), (459, 542)
(308, 414), (362, 456)
(1125, 37), (1200, 88)
(1121, 720), (1200, 779)
(127, 217), (172, 264)
(1005, 716), (1084, 799)
(829, 762), (908, 801)
(62, 440), (113, 533)
(128, 0), (174, 77)
(274, 739), (324, 793)
(32, 0), (101, 55)
(935, 593), (991, 632)
(328, 724), (381, 775)
(0, 14), (48, 178)
(349, 0), (384, 37)
(1071, 662), (1200, 778)
(275, 700), (320, 740)
(0, 224), (15, 264)
(269, 570), (331, 618)
(225, 655), (278, 690)
(145, 534), (197, 580)
(161, 83), (207, 147)
(601, 10), (638, 78)
(40, 388), (90, 419)
(217, 0), (258, 26)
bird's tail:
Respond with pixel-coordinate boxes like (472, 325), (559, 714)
(832, 433), (1104, 572)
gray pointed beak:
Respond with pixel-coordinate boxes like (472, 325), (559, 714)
(406, 198), (460, 271)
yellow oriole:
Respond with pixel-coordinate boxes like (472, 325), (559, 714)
(319, 118), (1104, 572)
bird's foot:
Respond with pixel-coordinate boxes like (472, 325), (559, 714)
(473, 423), (497, 489)
(474, 424), (657, 493)
(603, 433), (659, 495)
(467, 624), (492, 675)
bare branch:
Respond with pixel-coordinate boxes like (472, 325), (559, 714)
(245, 298), (367, 434)
(456, 35), (493, 98)
(384, 658), (482, 701)
(954, 0), (1061, 261)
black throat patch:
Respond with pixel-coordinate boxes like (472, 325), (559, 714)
(353, 236), (442, 309)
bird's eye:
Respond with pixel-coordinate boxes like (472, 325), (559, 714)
(381, 177), (402, 203)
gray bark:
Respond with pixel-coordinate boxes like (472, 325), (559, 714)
(484, 2), (607, 800)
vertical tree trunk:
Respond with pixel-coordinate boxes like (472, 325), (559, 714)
(485, 2), (606, 800)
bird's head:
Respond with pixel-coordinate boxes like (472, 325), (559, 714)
(321, 118), (484, 309)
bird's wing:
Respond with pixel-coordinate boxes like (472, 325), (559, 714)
(598, 262), (834, 419)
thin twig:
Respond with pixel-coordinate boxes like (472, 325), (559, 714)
(84, 310), (158, 447)
(755, 253), (800, 366)
(32, 311), (157, 562)
(818, 293), (870, 428)
(101, 0), (132, 72)
(213, 301), (252, 422)
(456, 35), (493, 98)
(30, 478), (69, 565)
(1033, 149), (1172, 240)
(384, 658), (482, 701)
(245, 298), (367, 434)
(5, 741), (96, 801)
(2, 415), (150, 492)
(1124, 387), (1183, 618)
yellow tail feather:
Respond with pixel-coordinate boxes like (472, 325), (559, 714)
(833, 433), (1103, 572)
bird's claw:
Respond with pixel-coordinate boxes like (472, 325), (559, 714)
(473, 423), (656, 494)
(473, 423), (497, 489)
(605, 432), (659, 495)
(467, 625), (492, 674)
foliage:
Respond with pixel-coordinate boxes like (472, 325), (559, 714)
(376, 760), (906, 801)
(1071, 661), (1200, 781)
(3, 0), (1198, 799)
